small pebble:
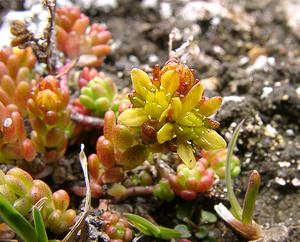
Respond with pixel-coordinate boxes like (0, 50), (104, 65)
(275, 177), (286, 186)
(278, 161), (291, 168)
(264, 124), (278, 138)
(261, 86), (273, 99)
(291, 178), (300, 187)
(286, 129), (295, 136)
(160, 2), (172, 19)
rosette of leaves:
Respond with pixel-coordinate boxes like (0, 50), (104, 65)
(87, 111), (148, 192)
(0, 47), (36, 116)
(56, 6), (112, 66)
(118, 59), (226, 169)
(101, 211), (133, 242)
(169, 161), (215, 201)
(153, 179), (175, 202)
(80, 75), (124, 117)
(27, 76), (72, 161)
(0, 167), (76, 234)
(199, 149), (241, 178)
(0, 101), (36, 163)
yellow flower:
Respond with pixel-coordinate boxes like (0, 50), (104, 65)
(118, 63), (226, 168)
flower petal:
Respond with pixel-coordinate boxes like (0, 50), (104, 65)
(177, 139), (196, 169)
(169, 97), (182, 121)
(118, 108), (148, 127)
(182, 82), (204, 114)
(178, 112), (203, 127)
(160, 70), (180, 96)
(159, 107), (169, 122)
(157, 123), (174, 144)
(198, 96), (222, 117)
(194, 127), (226, 150)
(131, 68), (154, 99)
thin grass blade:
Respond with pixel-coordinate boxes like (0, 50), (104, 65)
(0, 193), (37, 242)
(225, 120), (244, 219)
(33, 207), (48, 242)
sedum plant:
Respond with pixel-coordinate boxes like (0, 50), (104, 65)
(27, 75), (72, 161)
(118, 58), (226, 169)
(199, 149), (241, 178)
(79, 110), (149, 197)
(55, 6), (112, 67)
(0, 47), (36, 116)
(153, 178), (175, 202)
(0, 167), (76, 235)
(0, 192), (59, 242)
(101, 211), (133, 242)
(168, 161), (215, 201)
(79, 71), (129, 117)
(0, 101), (36, 163)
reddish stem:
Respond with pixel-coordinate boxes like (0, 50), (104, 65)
(70, 112), (104, 129)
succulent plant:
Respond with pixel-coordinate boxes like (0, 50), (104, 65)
(0, 47), (36, 116)
(80, 76), (116, 116)
(56, 6), (112, 66)
(199, 149), (241, 178)
(101, 211), (133, 242)
(27, 75), (72, 161)
(169, 161), (215, 201)
(153, 179), (175, 202)
(0, 167), (76, 234)
(0, 101), (36, 163)
(118, 59), (226, 169)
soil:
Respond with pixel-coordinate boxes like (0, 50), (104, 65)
(1, 0), (299, 241)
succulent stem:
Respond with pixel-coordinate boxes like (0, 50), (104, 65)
(70, 112), (104, 129)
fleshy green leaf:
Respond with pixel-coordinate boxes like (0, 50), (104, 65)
(201, 210), (217, 224)
(176, 139), (196, 169)
(176, 203), (194, 221)
(195, 226), (208, 239)
(95, 97), (110, 112)
(81, 87), (95, 98)
(157, 123), (174, 144)
(160, 70), (180, 96)
(174, 224), (192, 238)
(79, 95), (95, 109)
(118, 108), (148, 127)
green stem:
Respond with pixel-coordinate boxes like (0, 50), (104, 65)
(242, 170), (260, 224)
(225, 120), (244, 220)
